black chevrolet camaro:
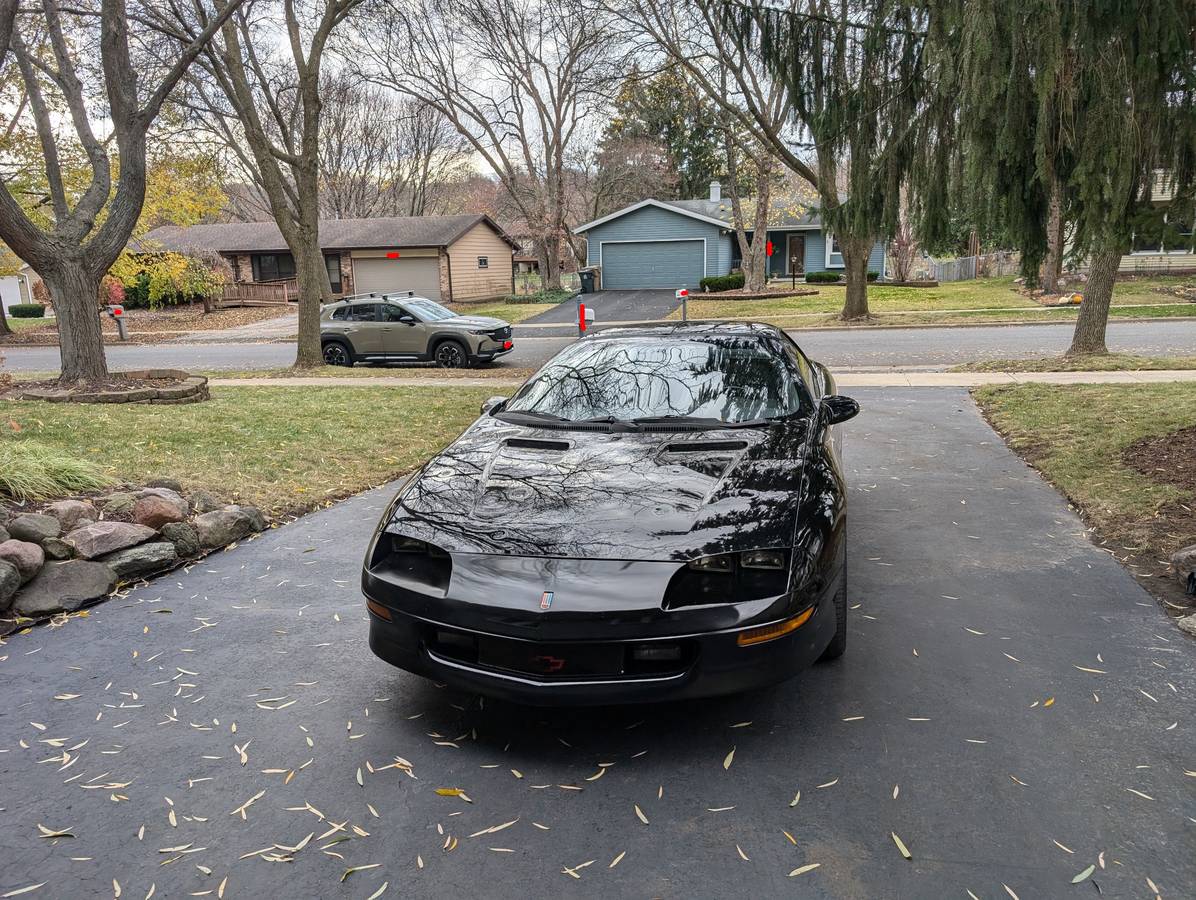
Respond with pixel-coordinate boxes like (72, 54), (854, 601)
(363, 322), (859, 704)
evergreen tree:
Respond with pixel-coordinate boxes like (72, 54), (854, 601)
(919, 0), (1196, 354)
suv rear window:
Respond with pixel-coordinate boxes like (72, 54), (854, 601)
(347, 304), (377, 322)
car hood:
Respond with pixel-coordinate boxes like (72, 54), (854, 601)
(383, 416), (812, 561)
(443, 315), (509, 329)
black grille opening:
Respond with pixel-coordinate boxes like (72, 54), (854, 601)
(505, 437), (570, 451)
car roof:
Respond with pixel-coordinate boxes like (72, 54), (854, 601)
(328, 291), (428, 305)
(591, 321), (789, 343)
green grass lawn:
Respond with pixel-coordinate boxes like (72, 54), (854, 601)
(676, 275), (1195, 325)
(1, 386), (491, 517)
(955, 354), (1196, 373)
(3, 316), (51, 333)
(448, 301), (557, 323)
(973, 382), (1196, 565)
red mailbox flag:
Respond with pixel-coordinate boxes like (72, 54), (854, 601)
(766, 240), (773, 257)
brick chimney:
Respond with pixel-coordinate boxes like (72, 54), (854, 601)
(709, 181), (721, 202)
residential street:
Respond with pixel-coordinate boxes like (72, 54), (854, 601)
(3, 318), (1196, 374)
(1, 388), (1190, 898)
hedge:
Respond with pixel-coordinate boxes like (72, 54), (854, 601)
(700, 273), (745, 292)
(8, 304), (46, 318)
(805, 271), (881, 283)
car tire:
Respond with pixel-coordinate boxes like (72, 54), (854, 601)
(322, 341), (354, 367)
(818, 559), (847, 661)
(433, 339), (470, 369)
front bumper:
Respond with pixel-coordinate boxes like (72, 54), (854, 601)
(364, 582), (837, 706)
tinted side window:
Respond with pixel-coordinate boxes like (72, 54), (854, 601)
(348, 304), (378, 322)
(380, 304), (408, 322)
(331, 306), (349, 320)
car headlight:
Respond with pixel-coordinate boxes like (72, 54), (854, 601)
(469, 329), (498, 337)
(687, 550), (788, 572)
(667, 549), (791, 609)
(368, 533), (452, 595)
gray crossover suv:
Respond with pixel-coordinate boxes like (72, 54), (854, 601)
(320, 293), (514, 368)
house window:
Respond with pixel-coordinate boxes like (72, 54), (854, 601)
(251, 252), (296, 282)
(1132, 207), (1195, 254)
(825, 234), (844, 269)
(324, 253), (342, 293)
(477, 256), (489, 269)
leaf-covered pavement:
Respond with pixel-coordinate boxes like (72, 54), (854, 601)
(0, 388), (1193, 898)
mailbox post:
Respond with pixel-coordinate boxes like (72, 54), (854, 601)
(105, 304), (128, 341)
(676, 288), (688, 322)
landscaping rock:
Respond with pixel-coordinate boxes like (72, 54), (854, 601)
(65, 521), (156, 559)
(42, 538), (74, 560)
(146, 477), (185, 493)
(188, 489), (223, 514)
(237, 505), (267, 533)
(14, 560), (116, 616)
(45, 499), (98, 532)
(0, 525), (8, 544)
(1170, 544), (1196, 580)
(103, 542), (178, 580)
(8, 513), (61, 544)
(139, 486), (186, 503)
(160, 522), (200, 558)
(132, 494), (188, 530)
(0, 560), (19, 611)
(1178, 614), (1196, 638)
(0, 539), (45, 584)
(0, 503), (10, 527)
(98, 491), (138, 517)
(194, 507), (254, 548)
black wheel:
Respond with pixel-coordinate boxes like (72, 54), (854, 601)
(323, 341), (353, 367)
(434, 339), (470, 369)
(818, 559), (847, 661)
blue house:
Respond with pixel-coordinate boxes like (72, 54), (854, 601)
(572, 182), (887, 290)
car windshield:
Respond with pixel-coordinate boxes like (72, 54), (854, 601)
(503, 336), (808, 424)
(403, 298), (457, 322)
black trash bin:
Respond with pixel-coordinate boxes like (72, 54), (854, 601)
(579, 269), (595, 294)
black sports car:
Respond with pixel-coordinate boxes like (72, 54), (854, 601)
(363, 322), (859, 704)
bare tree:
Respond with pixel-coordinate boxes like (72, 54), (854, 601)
(0, 0), (243, 384)
(319, 78), (471, 219)
(354, 0), (622, 290)
(156, 0), (361, 368)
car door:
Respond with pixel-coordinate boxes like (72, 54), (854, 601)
(343, 303), (384, 355)
(379, 302), (427, 357)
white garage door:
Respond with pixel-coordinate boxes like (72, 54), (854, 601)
(353, 256), (441, 301)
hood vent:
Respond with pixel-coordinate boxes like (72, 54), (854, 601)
(505, 437), (570, 451)
(663, 440), (749, 453)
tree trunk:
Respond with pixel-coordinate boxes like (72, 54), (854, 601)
(747, 161), (772, 292)
(1041, 181), (1063, 291)
(0, 300), (11, 335)
(1067, 244), (1121, 356)
(44, 263), (108, 384)
(293, 239), (328, 368)
(543, 231), (562, 291)
(839, 236), (873, 320)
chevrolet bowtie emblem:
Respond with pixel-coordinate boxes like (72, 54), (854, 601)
(540, 591), (554, 610)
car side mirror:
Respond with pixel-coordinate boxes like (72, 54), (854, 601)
(821, 395), (860, 426)
(398, 314), (417, 325)
(480, 395), (508, 416)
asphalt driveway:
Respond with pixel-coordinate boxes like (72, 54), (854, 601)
(521, 289), (681, 325)
(1, 388), (1192, 898)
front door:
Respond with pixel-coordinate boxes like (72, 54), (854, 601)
(787, 234), (806, 275)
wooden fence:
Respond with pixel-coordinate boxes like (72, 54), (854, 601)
(217, 279), (298, 307)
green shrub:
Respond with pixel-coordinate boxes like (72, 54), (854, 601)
(867, 271), (880, 282)
(8, 304), (46, 318)
(0, 442), (114, 501)
(805, 271), (842, 283)
(700, 273), (745, 292)
(503, 288), (574, 305)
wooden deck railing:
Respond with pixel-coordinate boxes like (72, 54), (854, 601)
(217, 279), (298, 307)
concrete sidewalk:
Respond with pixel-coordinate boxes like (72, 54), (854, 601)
(207, 369), (1196, 389)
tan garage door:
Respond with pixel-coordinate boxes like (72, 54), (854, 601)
(353, 256), (441, 301)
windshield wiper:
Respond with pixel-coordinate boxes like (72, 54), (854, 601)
(630, 414), (781, 430)
(496, 409), (571, 423)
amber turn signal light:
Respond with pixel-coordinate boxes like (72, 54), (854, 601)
(736, 606), (814, 647)
(366, 598), (392, 621)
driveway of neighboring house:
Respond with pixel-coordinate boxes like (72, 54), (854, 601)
(171, 310), (298, 343)
(1, 388), (1191, 898)
(520, 289), (682, 325)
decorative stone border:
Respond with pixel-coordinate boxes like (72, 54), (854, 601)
(9, 369), (209, 404)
